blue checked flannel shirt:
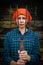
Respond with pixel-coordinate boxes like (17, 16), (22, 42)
(3, 28), (40, 65)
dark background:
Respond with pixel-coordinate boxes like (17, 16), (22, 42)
(0, 0), (43, 20)
(0, 0), (43, 65)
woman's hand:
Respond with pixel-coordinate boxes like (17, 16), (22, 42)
(17, 59), (25, 65)
(18, 50), (31, 63)
(10, 60), (17, 65)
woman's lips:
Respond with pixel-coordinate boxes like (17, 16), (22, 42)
(19, 24), (24, 26)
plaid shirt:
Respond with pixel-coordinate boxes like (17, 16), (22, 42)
(3, 28), (40, 65)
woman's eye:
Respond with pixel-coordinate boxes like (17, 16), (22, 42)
(17, 17), (26, 20)
(23, 17), (26, 19)
(18, 17), (21, 19)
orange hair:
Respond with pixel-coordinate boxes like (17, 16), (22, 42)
(13, 8), (32, 22)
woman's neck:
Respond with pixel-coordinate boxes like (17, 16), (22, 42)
(19, 27), (28, 35)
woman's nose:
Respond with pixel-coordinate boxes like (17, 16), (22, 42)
(20, 18), (23, 21)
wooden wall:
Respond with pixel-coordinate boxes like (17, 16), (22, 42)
(0, 20), (43, 61)
(0, 7), (43, 65)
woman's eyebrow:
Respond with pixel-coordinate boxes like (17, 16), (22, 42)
(17, 17), (26, 19)
(17, 17), (21, 19)
(23, 17), (26, 19)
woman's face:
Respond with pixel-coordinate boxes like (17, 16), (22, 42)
(16, 15), (27, 28)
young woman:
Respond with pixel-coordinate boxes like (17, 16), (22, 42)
(3, 8), (40, 65)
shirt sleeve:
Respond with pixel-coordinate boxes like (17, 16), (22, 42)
(28, 32), (40, 65)
(3, 32), (13, 65)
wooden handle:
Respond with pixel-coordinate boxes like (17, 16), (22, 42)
(20, 40), (24, 51)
